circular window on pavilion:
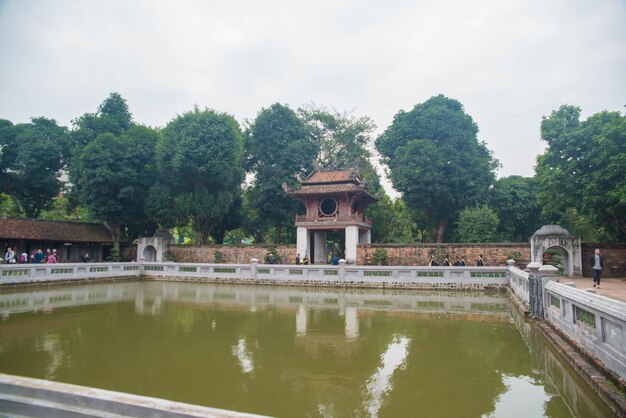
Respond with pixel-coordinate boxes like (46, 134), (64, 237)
(319, 198), (338, 217)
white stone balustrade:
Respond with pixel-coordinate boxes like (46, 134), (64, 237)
(544, 281), (626, 380)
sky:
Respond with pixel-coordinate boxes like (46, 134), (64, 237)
(1, 0), (625, 195)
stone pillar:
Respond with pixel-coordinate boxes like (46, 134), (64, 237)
(296, 304), (307, 336)
(345, 226), (359, 264)
(345, 307), (359, 340)
(314, 231), (327, 264)
(539, 264), (560, 313)
(296, 227), (309, 260)
(527, 262), (544, 319)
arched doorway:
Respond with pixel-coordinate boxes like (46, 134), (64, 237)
(142, 245), (157, 262)
(542, 245), (569, 276)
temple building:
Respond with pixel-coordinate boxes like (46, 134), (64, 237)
(286, 169), (377, 264)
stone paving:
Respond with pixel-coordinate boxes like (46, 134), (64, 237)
(562, 276), (626, 303)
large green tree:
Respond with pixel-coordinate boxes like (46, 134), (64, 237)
(9, 118), (69, 217)
(74, 125), (159, 254)
(0, 119), (18, 194)
(536, 105), (626, 240)
(489, 176), (543, 242)
(154, 108), (244, 244)
(376, 95), (498, 242)
(246, 103), (318, 243)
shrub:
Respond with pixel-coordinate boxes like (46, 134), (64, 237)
(371, 248), (389, 266)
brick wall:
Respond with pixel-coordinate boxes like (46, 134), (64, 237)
(167, 245), (298, 264)
(581, 243), (626, 278)
(357, 243), (531, 268)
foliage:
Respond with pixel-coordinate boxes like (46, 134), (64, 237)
(0, 193), (22, 217)
(376, 95), (498, 242)
(371, 248), (389, 265)
(535, 105), (626, 240)
(456, 205), (499, 243)
(9, 118), (69, 217)
(246, 103), (317, 243)
(0, 119), (18, 194)
(155, 108), (245, 244)
(263, 246), (282, 263)
(71, 92), (133, 147)
(299, 105), (376, 170)
(105, 246), (121, 262)
(506, 251), (523, 262)
(367, 195), (419, 243)
(73, 125), (159, 251)
(39, 195), (91, 222)
(214, 251), (223, 263)
(489, 176), (544, 242)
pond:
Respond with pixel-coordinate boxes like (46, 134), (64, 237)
(0, 281), (616, 418)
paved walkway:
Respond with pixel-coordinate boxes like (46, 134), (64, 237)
(560, 276), (626, 303)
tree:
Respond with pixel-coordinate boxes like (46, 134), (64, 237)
(74, 125), (159, 255)
(489, 176), (543, 242)
(456, 205), (499, 243)
(376, 95), (498, 242)
(367, 196), (420, 243)
(0, 119), (18, 194)
(10, 118), (68, 217)
(71, 92), (133, 147)
(536, 105), (626, 240)
(246, 103), (318, 243)
(299, 106), (376, 170)
(155, 108), (244, 244)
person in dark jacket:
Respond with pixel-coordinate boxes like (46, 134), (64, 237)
(590, 248), (604, 288)
(476, 254), (485, 266)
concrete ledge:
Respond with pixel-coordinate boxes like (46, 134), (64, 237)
(506, 287), (530, 316)
(536, 323), (626, 417)
(0, 373), (268, 418)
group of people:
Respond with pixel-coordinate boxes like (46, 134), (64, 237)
(3, 247), (92, 264)
(4, 248), (59, 264)
(428, 254), (485, 267)
(294, 253), (309, 265)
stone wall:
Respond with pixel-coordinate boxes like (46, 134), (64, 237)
(167, 245), (297, 264)
(581, 243), (626, 278)
(357, 243), (531, 268)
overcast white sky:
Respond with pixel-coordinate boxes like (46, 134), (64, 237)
(1, 0), (624, 193)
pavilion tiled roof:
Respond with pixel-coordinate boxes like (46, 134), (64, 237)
(0, 217), (113, 243)
(289, 169), (378, 201)
(290, 183), (368, 195)
(302, 170), (358, 185)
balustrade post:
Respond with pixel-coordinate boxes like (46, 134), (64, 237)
(527, 262), (543, 318)
(506, 259), (515, 286)
(250, 258), (259, 280)
(338, 259), (346, 282)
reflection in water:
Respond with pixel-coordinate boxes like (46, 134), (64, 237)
(486, 375), (550, 418)
(0, 281), (618, 418)
(232, 338), (254, 375)
(363, 335), (411, 418)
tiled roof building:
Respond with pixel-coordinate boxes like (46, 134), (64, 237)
(0, 217), (113, 262)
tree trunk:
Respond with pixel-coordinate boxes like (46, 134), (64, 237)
(435, 218), (448, 243)
(104, 222), (121, 261)
(196, 228), (210, 245)
(275, 224), (282, 244)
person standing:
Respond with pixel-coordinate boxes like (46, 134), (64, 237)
(476, 254), (485, 267)
(4, 247), (15, 264)
(591, 248), (604, 288)
(34, 249), (46, 264)
(295, 253), (301, 265)
(428, 255), (438, 266)
(47, 249), (58, 264)
(442, 255), (451, 266)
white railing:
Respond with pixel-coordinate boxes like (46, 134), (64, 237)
(508, 265), (530, 304)
(137, 262), (510, 288)
(0, 261), (510, 289)
(0, 262), (142, 285)
(544, 281), (626, 380)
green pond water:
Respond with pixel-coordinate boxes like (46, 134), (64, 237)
(0, 281), (617, 418)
